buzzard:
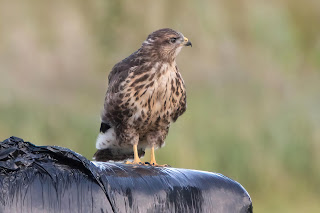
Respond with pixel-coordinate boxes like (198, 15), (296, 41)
(93, 28), (192, 166)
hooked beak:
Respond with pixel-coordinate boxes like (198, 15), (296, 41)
(183, 37), (192, 47)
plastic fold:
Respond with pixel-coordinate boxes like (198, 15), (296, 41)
(0, 136), (252, 213)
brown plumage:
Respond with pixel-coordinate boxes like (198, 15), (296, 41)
(93, 28), (192, 165)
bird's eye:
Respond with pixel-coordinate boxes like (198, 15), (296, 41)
(170, 38), (177, 43)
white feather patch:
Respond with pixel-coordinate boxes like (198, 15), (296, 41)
(96, 128), (117, 149)
(174, 46), (183, 57)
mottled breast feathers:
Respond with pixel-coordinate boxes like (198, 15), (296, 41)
(102, 49), (186, 132)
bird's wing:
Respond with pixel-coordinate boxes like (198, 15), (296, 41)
(101, 50), (146, 124)
(171, 67), (187, 122)
(107, 50), (147, 93)
(108, 56), (134, 93)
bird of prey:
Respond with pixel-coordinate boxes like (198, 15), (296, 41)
(93, 28), (192, 166)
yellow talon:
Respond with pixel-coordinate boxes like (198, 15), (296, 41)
(125, 144), (142, 165)
(150, 145), (157, 165)
(149, 145), (168, 167)
(125, 144), (169, 167)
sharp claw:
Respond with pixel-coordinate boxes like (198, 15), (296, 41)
(125, 160), (142, 165)
(125, 160), (170, 167)
(154, 164), (170, 167)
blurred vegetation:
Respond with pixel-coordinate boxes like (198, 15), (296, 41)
(0, 0), (320, 212)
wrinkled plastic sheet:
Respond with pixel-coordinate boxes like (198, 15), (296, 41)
(0, 136), (252, 213)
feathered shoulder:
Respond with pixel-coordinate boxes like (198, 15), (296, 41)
(107, 49), (148, 94)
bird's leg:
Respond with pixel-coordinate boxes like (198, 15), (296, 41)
(150, 145), (157, 165)
(145, 132), (169, 167)
(125, 144), (142, 165)
(124, 133), (142, 165)
(133, 144), (142, 164)
(149, 146), (168, 167)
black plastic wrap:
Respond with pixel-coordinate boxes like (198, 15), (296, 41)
(0, 136), (252, 213)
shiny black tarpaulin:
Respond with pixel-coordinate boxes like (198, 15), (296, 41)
(0, 136), (253, 213)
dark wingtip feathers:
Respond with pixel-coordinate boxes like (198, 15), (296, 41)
(100, 122), (111, 133)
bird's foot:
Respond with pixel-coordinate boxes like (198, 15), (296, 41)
(144, 161), (170, 167)
(154, 164), (170, 167)
(125, 160), (143, 165)
(125, 144), (144, 165)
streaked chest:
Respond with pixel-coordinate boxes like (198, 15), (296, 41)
(125, 62), (185, 127)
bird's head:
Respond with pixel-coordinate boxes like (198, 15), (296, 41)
(141, 28), (192, 62)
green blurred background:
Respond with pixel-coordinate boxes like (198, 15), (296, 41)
(0, 0), (319, 212)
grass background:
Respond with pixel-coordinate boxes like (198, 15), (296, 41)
(0, 1), (320, 212)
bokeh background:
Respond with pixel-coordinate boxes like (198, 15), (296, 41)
(1, 0), (320, 212)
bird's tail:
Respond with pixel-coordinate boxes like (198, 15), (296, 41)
(93, 147), (145, 162)
(93, 122), (145, 162)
